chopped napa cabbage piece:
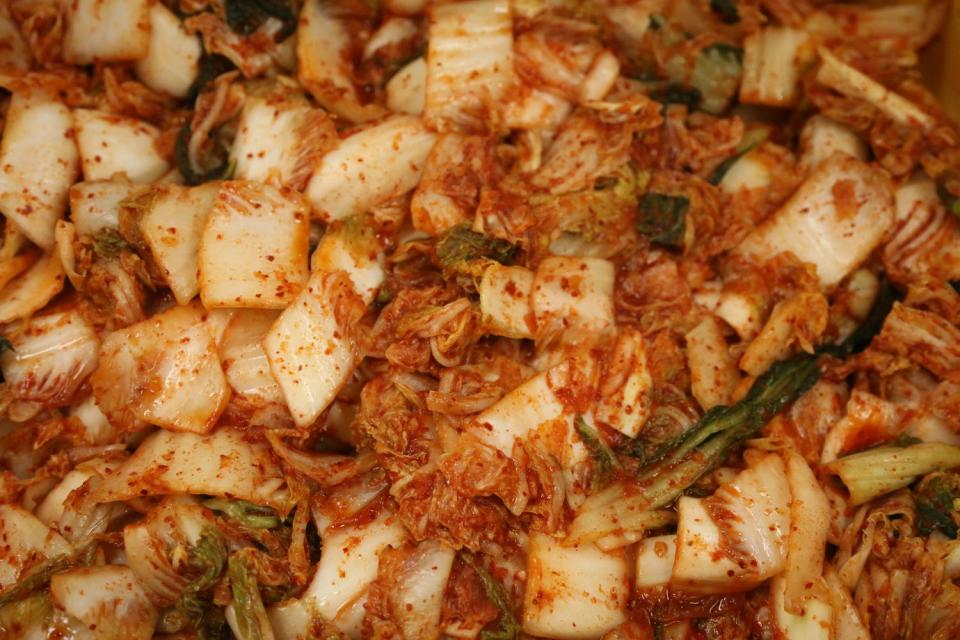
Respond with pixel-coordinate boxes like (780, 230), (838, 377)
(384, 0), (428, 14)
(825, 442), (960, 506)
(886, 175), (960, 281)
(363, 17), (418, 59)
(123, 497), (220, 606)
(411, 134), (488, 236)
(739, 292), (828, 377)
(605, 3), (654, 47)
(184, 9), (288, 78)
(502, 87), (572, 131)
(715, 289), (765, 340)
(0, 11), (28, 71)
(270, 512), (407, 638)
(719, 151), (771, 194)
(199, 181), (310, 309)
(311, 471), (390, 531)
(824, 567), (871, 640)
(230, 94), (338, 190)
(804, 3), (945, 49)
(945, 541), (960, 579)
(0, 504), (71, 592)
(782, 451), (830, 614)
(0, 252), (64, 325)
(0, 93), (79, 249)
(34, 462), (104, 529)
(580, 50), (620, 103)
(673, 453), (791, 592)
(736, 154), (895, 288)
(479, 263), (535, 339)
(220, 309), (284, 403)
(0, 310), (99, 406)
(54, 476), (129, 544)
(566, 495), (676, 550)
(91, 303), (230, 433)
(522, 533), (629, 639)
(675, 503), (742, 582)
(387, 541), (456, 640)
(139, 321), (230, 431)
(685, 316), (739, 410)
(310, 217), (386, 305)
(658, 621), (694, 639)
(94, 427), (290, 510)
(904, 413), (960, 447)
(708, 128), (770, 189)
(263, 271), (365, 427)
(899, 173), (946, 224)
(424, 0), (514, 131)
(297, 0), (387, 123)
(135, 3), (202, 98)
(306, 115), (436, 222)
(817, 47), (935, 131)
(532, 256), (615, 333)
(74, 110), (170, 183)
(54, 221), (80, 289)
(532, 115), (630, 195)
(677, 275), (708, 309)
(69, 178), (140, 237)
(635, 535), (676, 589)
(0, 253), (34, 298)
(50, 565), (158, 640)
(62, 0), (150, 64)
(138, 182), (219, 305)
(68, 395), (115, 446)
(874, 302), (960, 382)
(770, 576), (833, 640)
(799, 115), (867, 172)
(740, 27), (811, 107)
(893, 173), (945, 240)
(470, 360), (588, 469)
(595, 328), (652, 438)
(0, 225), (31, 280)
(710, 129), (771, 191)
(386, 56), (427, 116)
(470, 364), (565, 454)
(820, 390), (899, 463)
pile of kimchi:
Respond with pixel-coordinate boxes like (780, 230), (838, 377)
(0, 1), (959, 639)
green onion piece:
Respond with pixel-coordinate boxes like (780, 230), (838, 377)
(636, 193), (689, 248)
(462, 554), (521, 640)
(203, 498), (281, 529)
(575, 415), (621, 489)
